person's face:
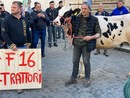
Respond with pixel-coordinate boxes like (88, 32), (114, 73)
(59, 3), (63, 7)
(11, 3), (21, 15)
(117, 2), (123, 8)
(50, 3), (55, 8)
(35, 4), (41, 11)
(81, 4), (90, 16)
(0, 4), (5, 11)
(98, 4), (104, 12)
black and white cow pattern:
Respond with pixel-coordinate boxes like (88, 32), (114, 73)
(54, 6), (130, 49)
(96, 14), (130, 48)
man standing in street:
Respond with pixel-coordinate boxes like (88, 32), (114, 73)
(31, 2), (50, 57)
(46, 1), (58, 47)
(65, 2), (101, 87)
(1, 1), (31, 94)
(0, 3), (10, 49)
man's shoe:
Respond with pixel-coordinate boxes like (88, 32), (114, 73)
(48, 44), (52, 48)
(94, 52), (100, 55)
(103, 53), (109, 57)
(16, 89), (23, 94)
(42, 54), (45, 57)
(65, 79), (77, 86)
(83, 80), (91, 87)
(54, 43), (58, 47)
(57, 36), (60, 39)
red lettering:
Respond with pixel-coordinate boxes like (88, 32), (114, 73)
(33, 73), (38, 82)
(6, 52), (15, 66)
(16, 73), (21, 84)
(39, 73), (42, 84)
(28, 74), (33, 82)
(0, 71), (42, 86)
(0, 72), (10, 85)
(19, 72), (29, 83)
(10, 73), (15, 85)
(27, 52), (35, 67)
(19, 52), (27, 66)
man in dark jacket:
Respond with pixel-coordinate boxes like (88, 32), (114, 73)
(31, 2), (50, 57)
(0, 3), (10, 49)
(1, 1), (31, 94)
(46, 1), (58, 47)
(65, 2), (101, 87)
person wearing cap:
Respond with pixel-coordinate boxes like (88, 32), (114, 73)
(46, 1), (58, 47)
(111, 0), (129, 16)
(65, 2), (101, 87)
(94, 3), (109, 57)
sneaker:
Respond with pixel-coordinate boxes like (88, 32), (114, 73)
(16, 89), (23, 94)
(83, 80), (91, 87)
(54, 43), (58, 47)
(65, 79), (77, 86)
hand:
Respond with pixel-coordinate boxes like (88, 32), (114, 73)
(83, 36), (92, 41)
(11, 45), (17, 51)
(66, 34), (71, 38)
(1, 41), (5, 45)
(37, 13), (43, 17)
(42, 14), (45, 18)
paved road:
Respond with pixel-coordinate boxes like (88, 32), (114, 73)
(0, 43), (130, 98)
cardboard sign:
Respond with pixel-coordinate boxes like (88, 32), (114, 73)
(0, 49), (42, 90)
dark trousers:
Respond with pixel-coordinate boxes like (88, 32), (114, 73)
(32, 29), (46, 56)
(48, 25), (57, 44)
(71, 45), (91, 80)
(57, 26), (65, 39)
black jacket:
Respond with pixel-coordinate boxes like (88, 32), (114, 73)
(1, 14), (31, 46)
(95, 11), (109, 16)
(31, 10), (50, 30)
(0, 11), (10, 42)
(46, 7), (58, 21)
(72, 14), (101, 52)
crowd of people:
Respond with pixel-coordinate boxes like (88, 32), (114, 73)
(0, 0), (129, 94)
(0, 0), (65, 58)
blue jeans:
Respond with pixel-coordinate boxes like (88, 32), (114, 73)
(32, 29), (46, 56)
(71, 45), (91, 80)
(7, 45), (27, 49)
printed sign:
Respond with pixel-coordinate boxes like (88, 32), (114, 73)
(0, 49), (42, 90)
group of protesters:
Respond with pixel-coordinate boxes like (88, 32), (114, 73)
(0, 0), (129, 94)
(0, 0), (65, 59)
(0, 0), (64, 94)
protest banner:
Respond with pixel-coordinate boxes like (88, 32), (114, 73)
(0, 49), (42, 90)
